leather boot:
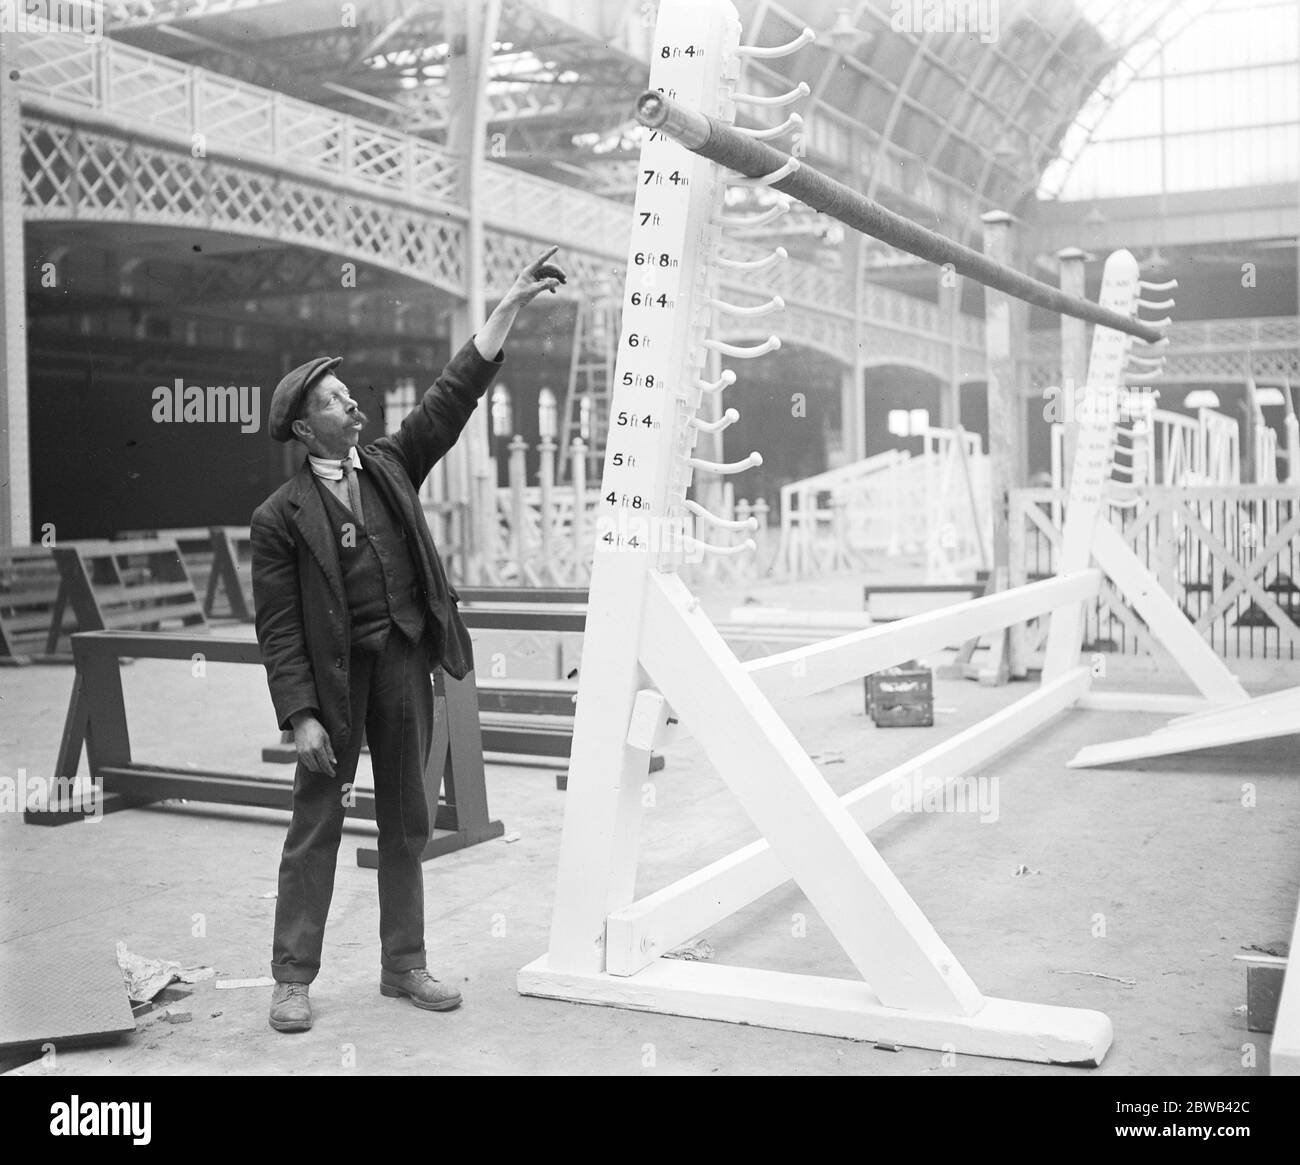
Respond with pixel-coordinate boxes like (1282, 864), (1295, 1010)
(379, 968), (462, 1011)
(269, 981), (312, 1032)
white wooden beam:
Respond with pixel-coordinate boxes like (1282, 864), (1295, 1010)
(626, 689), (670, 752)
(1067, 692), (1300, 767)
(1043, 250), (1138, 682)
(518, 956), (1113, 1066)
(607, 666), (1092, 976)
(1165, 685), (1300, 729)
(639, 569), (984, 1016)
(743, 570), (1101, 703)
(1077, 691), (1215, 715)
(1089, 521), (1249, 706)
(546, 552), (654, 973)
(1270, 888), (1300, 1075)
(539, 0), (736, 974)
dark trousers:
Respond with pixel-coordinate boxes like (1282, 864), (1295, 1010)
(272, 629), (433, 983)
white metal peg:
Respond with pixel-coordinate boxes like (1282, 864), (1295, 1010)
(1138, 278), (1179, 292)
(733, 81), (810, 106)
(728, 157), (800, 186)
(735, 113), (802, 140)
(704, 336), (780, 358)
(690, 407), (740, 433)
(736, 28), (815, 57)
(684, 536), (758, 557)
(707, 295), (785, 317)
(719, 202), (789, 229)
(684, 498), (758, 532)
(694, 370), (736, 393)
(716, 247), (787, 271)
(687, 451), (763, 474)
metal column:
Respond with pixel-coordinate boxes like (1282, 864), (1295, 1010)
(0, 29), (31, 548)
(1057, 246), (1089, 491)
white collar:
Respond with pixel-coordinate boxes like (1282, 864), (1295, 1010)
(307, 446), (362, 481)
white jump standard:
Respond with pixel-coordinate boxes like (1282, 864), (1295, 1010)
(517, 0), (1224, 1067)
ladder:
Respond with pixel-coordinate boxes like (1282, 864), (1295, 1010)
(560, 291), (619, 483)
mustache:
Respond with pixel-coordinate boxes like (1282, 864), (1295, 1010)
(347, 408), (369, 427)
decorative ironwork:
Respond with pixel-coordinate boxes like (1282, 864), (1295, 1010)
(21, 117), (467, 293)
(1012, 485), (1300, 661)
(17, 31), (1067, 373)
(1029, 316), (1300, 386)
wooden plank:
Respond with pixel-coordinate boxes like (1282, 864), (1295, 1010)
(475, 683), (577, 716)
(546, 551), (653, 973)
(1089, 521), (1248, 705)
(443, 668), (499, 840)
(1077, 691), (1214, 715)
(607, 666), (1090, 977)
(459, 604), (588, 632)
(69, 630), (261, 664)
(117, 527), (212, 545)
(743, 570), (1100, 704)
(1165, 685), (1300, 729)
(864, 584), (987, 596)
(726, 607), (874, 630)
(518, 956), (1112, 1066)
(1067, 698), (1300, 767)
(73, 538), (189, 557)
(206, 525), (253, 621)
(640, 570), (983, 1015)
(98, 764), (378, 820)
(1270, 888), (1300, 1075)
(1042, 251), (1139, 682)
(77, 642), (132, 773)
(456, 586), (588, 604)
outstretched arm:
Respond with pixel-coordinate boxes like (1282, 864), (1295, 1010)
(474, 245), (567, 360)
(378, 246), (568, 486)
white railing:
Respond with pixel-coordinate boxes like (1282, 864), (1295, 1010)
(775, 450), (911, 578)
(918, 427), (991, 581)
(1012, 485), (1300, 661)
(1051, 407), (1242, 494)
(16, 33), (466, 208)
(1202, 409), (1242, 484)
(774, 429), (991, 582)
(1256, 424), (1280, 484)
(13, 30), (641, 264)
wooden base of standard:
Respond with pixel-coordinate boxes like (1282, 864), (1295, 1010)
(519, 956), (1113, 1066)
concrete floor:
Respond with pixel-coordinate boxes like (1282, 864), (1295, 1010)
(2, 576), (1298, 1076)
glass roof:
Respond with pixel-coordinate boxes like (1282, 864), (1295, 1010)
(1040, 0), (1300, 199)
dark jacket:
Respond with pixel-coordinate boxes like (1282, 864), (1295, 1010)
(251, 338), (502, 752)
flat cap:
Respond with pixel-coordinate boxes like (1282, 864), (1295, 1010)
(268, 356), (343, 442)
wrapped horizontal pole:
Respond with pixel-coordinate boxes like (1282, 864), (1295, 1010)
(636, 92), (1164, 346)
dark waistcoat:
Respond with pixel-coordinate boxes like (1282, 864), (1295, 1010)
(317, 473), (426, 653)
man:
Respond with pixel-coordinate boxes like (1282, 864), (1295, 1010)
(252, 247), (566, 1034)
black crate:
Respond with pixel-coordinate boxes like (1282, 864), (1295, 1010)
(866, 662), (934, 727)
